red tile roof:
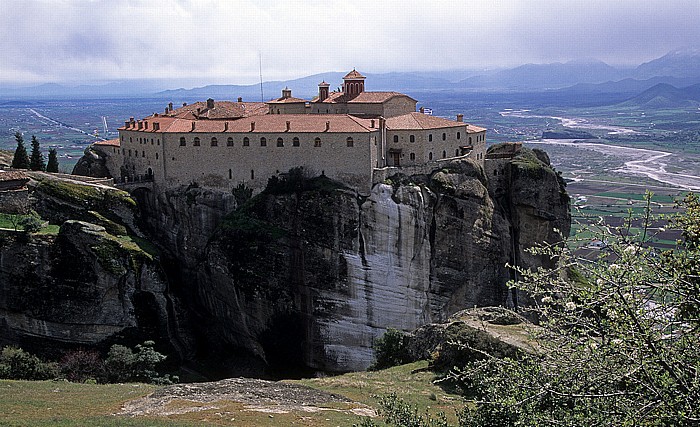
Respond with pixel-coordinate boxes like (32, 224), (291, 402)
(386, 113), (466, 130)
(124, 115), (378, 134)
(0, 170), (29, 182)
(94, 138), (120, 147)
(267, 96), (308, 104)
(313, 91), (414, 104)
(344, 70), (366, 79)
(167, 101), (267, 120)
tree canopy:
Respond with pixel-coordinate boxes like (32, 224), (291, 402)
(29, 135), (45, 171)
(46, 148), (59, 173)
(11, 132), (29, 169)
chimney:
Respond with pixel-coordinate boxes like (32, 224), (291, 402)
(206, 98), (215, 109)
(282, 87), (291, 99)
(165, 107), (169, 114)
(237, 97), (243, 103)
(183, 102), (187, 107)
(286, 121), (291, 131)
(420, 107), (425, 114)
(196, 107), (201, 114)
(370, 119), (375, 128)
(250, 122), (255, 132)
(124, 121), (130, 128)
(457, 114), (464, 123)
(379, 117), (386, 129)
(191, 122), (195, 131)
(168, 102), (173, 111)
(224, 122), (229, 131)
(325, 121), (330, 132)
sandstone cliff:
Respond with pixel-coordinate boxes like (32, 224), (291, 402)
(135, 152), (568, 374)
(2, 147), (569, 376)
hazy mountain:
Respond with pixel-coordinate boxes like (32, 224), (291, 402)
(457, 60), (624, 90)
(618, 83), (700, 108)
(634, 48), (700, 80)
(3, 49), (700, 100)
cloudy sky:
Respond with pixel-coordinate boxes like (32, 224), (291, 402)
(1, 0), (698, 87)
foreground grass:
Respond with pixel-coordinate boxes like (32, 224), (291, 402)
(0, 361), (463, 426)
(0, 380), (175, 426)
(295, 360), (465, 425)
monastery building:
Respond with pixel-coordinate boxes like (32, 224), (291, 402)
(96, 70), (487, 193)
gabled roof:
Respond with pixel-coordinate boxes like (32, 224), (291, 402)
(0, 170), (29, 182)
(167, 101), (267, 120)
(94, 138), (120, 147)
(386, 112), (465, 130)
(343, 69), (365, 80)
(121, 114), (379, 134)
(313, 91), (415, 104)
(267, 96), (308, 104)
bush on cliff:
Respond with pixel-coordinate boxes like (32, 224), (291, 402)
(370, 328), (412, 370)
(0, 346), (57, 380)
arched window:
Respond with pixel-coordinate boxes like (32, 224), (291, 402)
(393, 135), (399, 143)
(156, 153), (159, 159)
(428, 134), (432, 142)
(179, 137), (186, 146)
(442, 133), (446, 141)
(346, 137), (354, 147)
(428, 152), (433, 160)
(211, 137), (218, 146)
(442, 150), (446, 158)
(469, 136), (472, 144)
(293, 137), (300, 147)
(457, 132), (461, 140)
(251, 169), (255, 180)
(142, 150), (145, 157)
(409, 135), (415, 143)
(227, 137), (234, 146)
(410, 152), (415, 161)
(314, 137), (321, 147)
(260, 137), (267, 146)
(243, 137), (250, 146)
(277, 137), (284, 147)
(193, 137), (200, 146)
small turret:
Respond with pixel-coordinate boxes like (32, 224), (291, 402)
(318, 81), (330, 101)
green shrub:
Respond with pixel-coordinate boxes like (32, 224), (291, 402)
(370, 328), (412, 370)
(0, 346), (57, 380)
(104, 341), (171, 384)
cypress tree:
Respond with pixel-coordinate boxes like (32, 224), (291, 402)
(46, 148), (59, 173)
(29, 135), (45, 171)
(11, 132), (29, 169)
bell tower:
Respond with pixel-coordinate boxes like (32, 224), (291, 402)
(342, 69), (366, 99)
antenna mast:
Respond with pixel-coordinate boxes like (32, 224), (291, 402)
(259, 53), (264, 102)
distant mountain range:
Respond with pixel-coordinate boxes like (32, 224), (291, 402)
(2, 48), (700, 101)
(618, 83), (700, 108)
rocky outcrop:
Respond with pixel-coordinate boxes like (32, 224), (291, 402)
(72, 145), (111, 178)
(151, 154), (570, 374)
(0, 221), (175, 357)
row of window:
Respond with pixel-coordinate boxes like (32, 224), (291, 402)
(178, 136), (354, 148)
(392, 132), (485, 144)
(124, 135), (161, 146)
(123, 149), (159, 159)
